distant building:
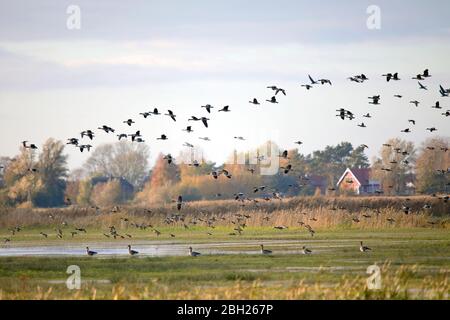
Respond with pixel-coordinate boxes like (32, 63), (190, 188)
(336, 168), (380, 195)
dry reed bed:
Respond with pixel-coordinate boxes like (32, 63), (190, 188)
(0, 196), (448, 229)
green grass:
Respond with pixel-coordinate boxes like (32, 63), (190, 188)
(0, 228), (449, 299)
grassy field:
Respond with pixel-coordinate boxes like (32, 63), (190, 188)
(0, 195), (449, 299)
(0, 228), (449, 299)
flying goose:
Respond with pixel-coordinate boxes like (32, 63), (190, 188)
(431, 101), (442, 109)
(382, 72), (400, 82)
(139, 111), (151, 118)
(308, 75), (318, 85)
(98, 125), (115, 133)
(422, 69), (431, 78)
(128, 245), (139, 255)
(157, 134), (168, 140)
(260, 244), (272, 255)
(267, 86), (287, 95)
(368, 95), (380, 105)
(318, 79), (332, 85)
(66, 138), (79, 146)
(183, 142), (194, 148)
(165, 110), (177, 121)
(439, 85), (449, 97)
(201, 104), (214, 113)
(409, 100), (420, 107)
(218, 105), (230, 112)
(363, 113), (371, 118)
(188, 247), (201, 257)
(301, 84), (313, 90)
(78, 144), (92, 152)
(418, 82), (428, 90)
(201, 117), (209, 128)
(266, 96), (278, 104)
(81, 130), (94, 140)
(117, 133), (127, 140)
(249, 98), (260, 105)
(123, 119), (135, 126)
(128, 130), (141, 141)
(151, 108), (161, 115)
(198, 137), (210, 141)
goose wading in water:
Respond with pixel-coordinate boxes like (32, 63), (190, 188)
(128, 245), (139, 256)
(86, 247), (97, 256)
(189, 247), (201, 257)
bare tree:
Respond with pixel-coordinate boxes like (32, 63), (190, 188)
(83, 141), (150, 187)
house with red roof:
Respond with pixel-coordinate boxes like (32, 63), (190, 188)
(336, 168), (381, 195)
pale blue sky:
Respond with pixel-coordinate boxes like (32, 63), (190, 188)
(0, 0), (449, 170)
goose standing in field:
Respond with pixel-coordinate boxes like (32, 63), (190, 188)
(359, 241), (372, 252)
(260, 244), (272, 255)
(188, 246), (201, 257)
(301, 246), (312, 255)
(128, 245), (139, 256)
(86, 247), (97, 256)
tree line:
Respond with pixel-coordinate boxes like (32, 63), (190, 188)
(0, 137), (448, 208)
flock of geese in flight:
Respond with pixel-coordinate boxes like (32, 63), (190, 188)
(4, 69), (449, 256)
